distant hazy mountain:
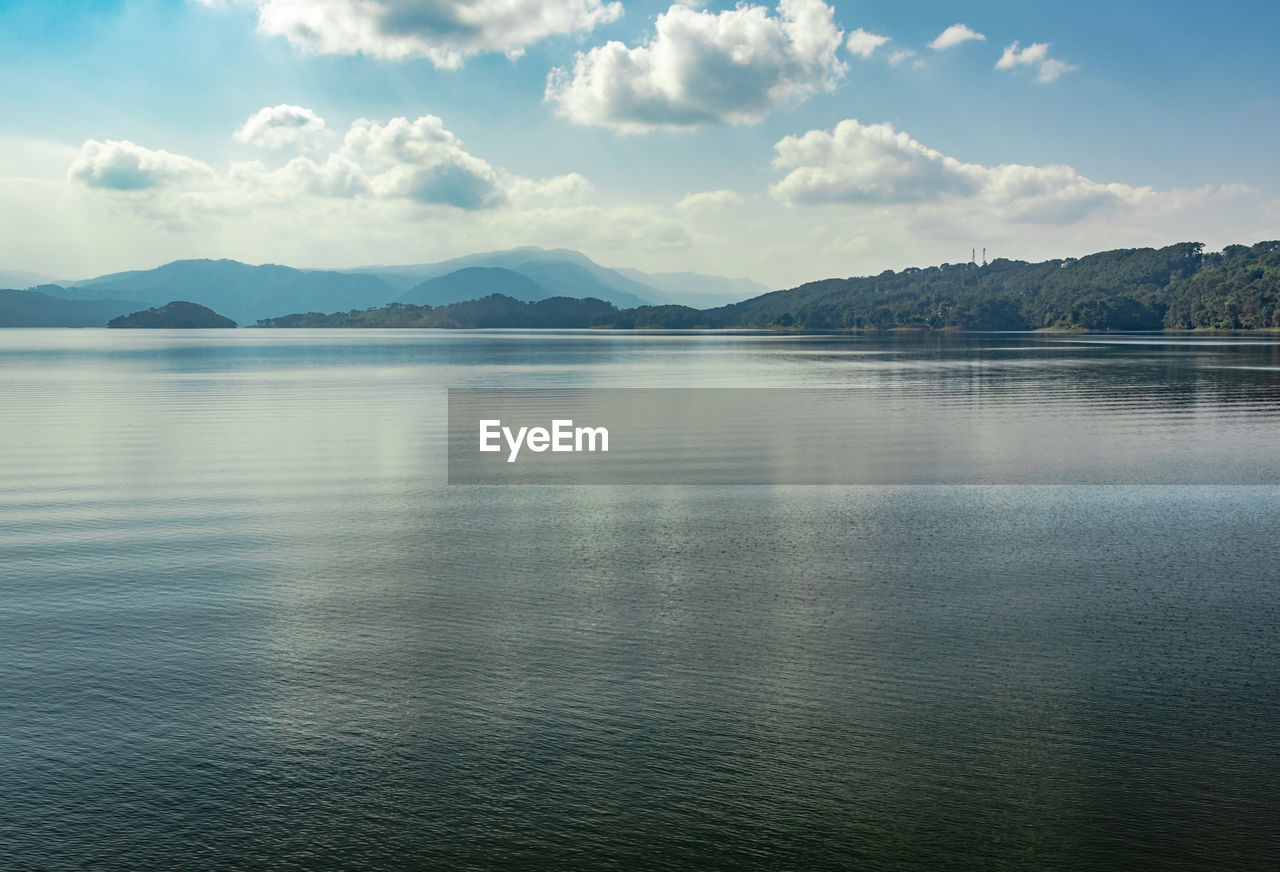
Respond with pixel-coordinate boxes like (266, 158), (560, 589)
(30, 248), (765, 323)
(400, 267), (548, 307)
(34, 283), (164, 303)
(502, 260), (650, 308)
(385, 253), (651, 309)
(346, 246), (604, 285)
(108, 301), (237, 329)
(0, 288), (150, 327)
(361, 247), (767, 307)
(358, 247), (657, 307)
(613, 268), (770, 307)
(71, 259), (398, 326)
(0, 269), (66, 289)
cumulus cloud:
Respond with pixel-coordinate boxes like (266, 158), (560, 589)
(273, 153), (370, 197)
(230, 0), (622, 68)
(995, 41), (1046, 69)
(771, 120), (983, 205)
(770, 118), (1169, 224)
(887, 48), (916, 66)
(69, 113), (592, 217)
(996, 42), (1076, 83)
(677, 189), (746, 210)
(336, 115), (503, 208)
(845, 27), (889, 59)
(67, 140), (214, 191)
(545, 0), (846, 133)
(234, 104), (326, 149)
(929, 23), (984, 51)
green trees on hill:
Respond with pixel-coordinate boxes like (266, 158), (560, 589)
(255, 295), (616, 328)
(605, 305), (713, 329)
(108, 301), (236, 328)
(682, 242), (1213, 331)
(1161, 242), (1280, 329)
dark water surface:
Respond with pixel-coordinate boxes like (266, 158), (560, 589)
(2, 329), (1278, 870)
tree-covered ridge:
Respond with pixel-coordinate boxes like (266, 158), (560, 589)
(255, 295), (616, 328)
(108, 301), (236, 328)
(670, 241), (1278, 331)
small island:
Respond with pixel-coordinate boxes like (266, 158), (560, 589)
(108, 301), (236, 329)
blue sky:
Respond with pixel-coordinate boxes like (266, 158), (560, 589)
(2, 0), (1278, 286)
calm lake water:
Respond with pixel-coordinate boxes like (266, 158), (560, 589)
(1, 329), (1278, 870)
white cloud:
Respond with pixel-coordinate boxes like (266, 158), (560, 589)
(336, 115), (503, 208)
(996, 41), (1076, 83)
(68, 114), (593, 217)
(206, 0), (621, 68)
(886, 48), (915, 66)
(995, 41), (1047, 69)
(234, 104), (326, 149)
(677, 189), (746, 210)
(1035, 57), (1075, 83)
(505, 171), (593, 207)
(769, 118), (1184, 225)
(545, 0), (846, 133)
(67, 140), (214, 191)
(483, 203), (693, 252)
(929, 23), (984, 51)
(771, 120), (983, 206)
(845, 27), (888, 59)
(273, 154), (370, 197)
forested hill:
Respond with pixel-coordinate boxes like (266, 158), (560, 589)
(255, 295), (616, 328)
(613, 241), (1280, 331)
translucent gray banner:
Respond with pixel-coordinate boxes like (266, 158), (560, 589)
(447, 388), (1280, 485)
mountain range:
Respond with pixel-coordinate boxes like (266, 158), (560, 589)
(0, 247), (767, 327)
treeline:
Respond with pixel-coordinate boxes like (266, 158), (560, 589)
(601, 241), (1279, 331)
(257, 241), (1280, 331)
(256, 295), (616, 328)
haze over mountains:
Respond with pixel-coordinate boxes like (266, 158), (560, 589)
(0, 289), (150, 328)
(0, 269), (66, 289)
(0, 248), (767, 327)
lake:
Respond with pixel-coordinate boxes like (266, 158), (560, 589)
(1, 329), (1278, 870)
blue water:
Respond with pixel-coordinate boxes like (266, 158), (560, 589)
(1, 329), (1278, 870)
